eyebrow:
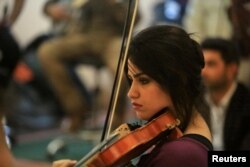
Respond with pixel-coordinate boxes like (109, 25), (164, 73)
(127, 61), (145, 78)
(127, 71), (144, 78)
(133, 72), (144, 78)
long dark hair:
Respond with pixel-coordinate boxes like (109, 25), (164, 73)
(126, 25), (208, 130)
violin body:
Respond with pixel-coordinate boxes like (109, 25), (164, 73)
(78, 112), (180, 167)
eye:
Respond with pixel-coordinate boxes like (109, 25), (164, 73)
(206, 61), (217, 68)
(139, 77), (150, 85)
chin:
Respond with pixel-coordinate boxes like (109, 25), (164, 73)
(136, 112), (149, 121)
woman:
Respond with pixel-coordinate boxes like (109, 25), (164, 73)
(53, 25), (213, 167)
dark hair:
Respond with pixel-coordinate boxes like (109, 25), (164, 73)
(201, 38), (240, 65)
(126, 25), (207, 130)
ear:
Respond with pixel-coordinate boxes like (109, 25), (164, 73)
(226, 63), (238, 80)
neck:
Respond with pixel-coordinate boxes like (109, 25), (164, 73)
(148, 108), (169, 122)
(184, 111), (212, 142)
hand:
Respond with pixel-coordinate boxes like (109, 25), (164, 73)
(52, 159), (77, 167)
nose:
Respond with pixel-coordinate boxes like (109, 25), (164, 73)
(127, 82), (139, 99)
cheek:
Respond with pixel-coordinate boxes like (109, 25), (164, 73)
(204, 66), (224, 79)
(212, 67), (226, 80)
(146, 88), (172, 112)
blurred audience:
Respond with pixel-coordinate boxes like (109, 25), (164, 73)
(154, 0), (189, 27)
(0, 0), (25, 88)
(38, 0), (127, 132)
(201, 38), (250, 150)
(43, 0), (70, 34)
(0, 0), (24, 165)
(134, 0), (162, 32)
(183, 0), (250, 89)
(183, 0), (232, 43)
(134, 0), (189, 35)
(228, 0), (250, 88)
(0, 0), (25, 152)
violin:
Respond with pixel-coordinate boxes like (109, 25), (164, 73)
(75, 112), (181, 167)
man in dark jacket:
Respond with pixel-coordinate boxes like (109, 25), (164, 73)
(201, 38), (250, 150)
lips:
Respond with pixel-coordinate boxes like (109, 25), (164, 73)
(132, 102), (142, 110)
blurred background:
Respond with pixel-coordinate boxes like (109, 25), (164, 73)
(1, 0), (249, 166)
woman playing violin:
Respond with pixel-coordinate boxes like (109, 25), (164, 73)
(53, 25), (213, 167)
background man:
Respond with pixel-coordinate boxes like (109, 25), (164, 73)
(201, 38), (250, 150)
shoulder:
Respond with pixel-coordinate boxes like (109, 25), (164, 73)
(231, 83), (250, 109)
(150, 136), (209, 167)
(158, 136), (208, 167)
(235, 83), (250, 97)
(160, 136), (209, 156)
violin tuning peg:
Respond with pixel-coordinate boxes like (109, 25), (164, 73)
(166, 123), (175, 129)
(175, 119), (181, 126)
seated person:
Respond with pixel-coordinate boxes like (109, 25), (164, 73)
(201, 38), (250, 150)
(38, 0), (127, 132)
